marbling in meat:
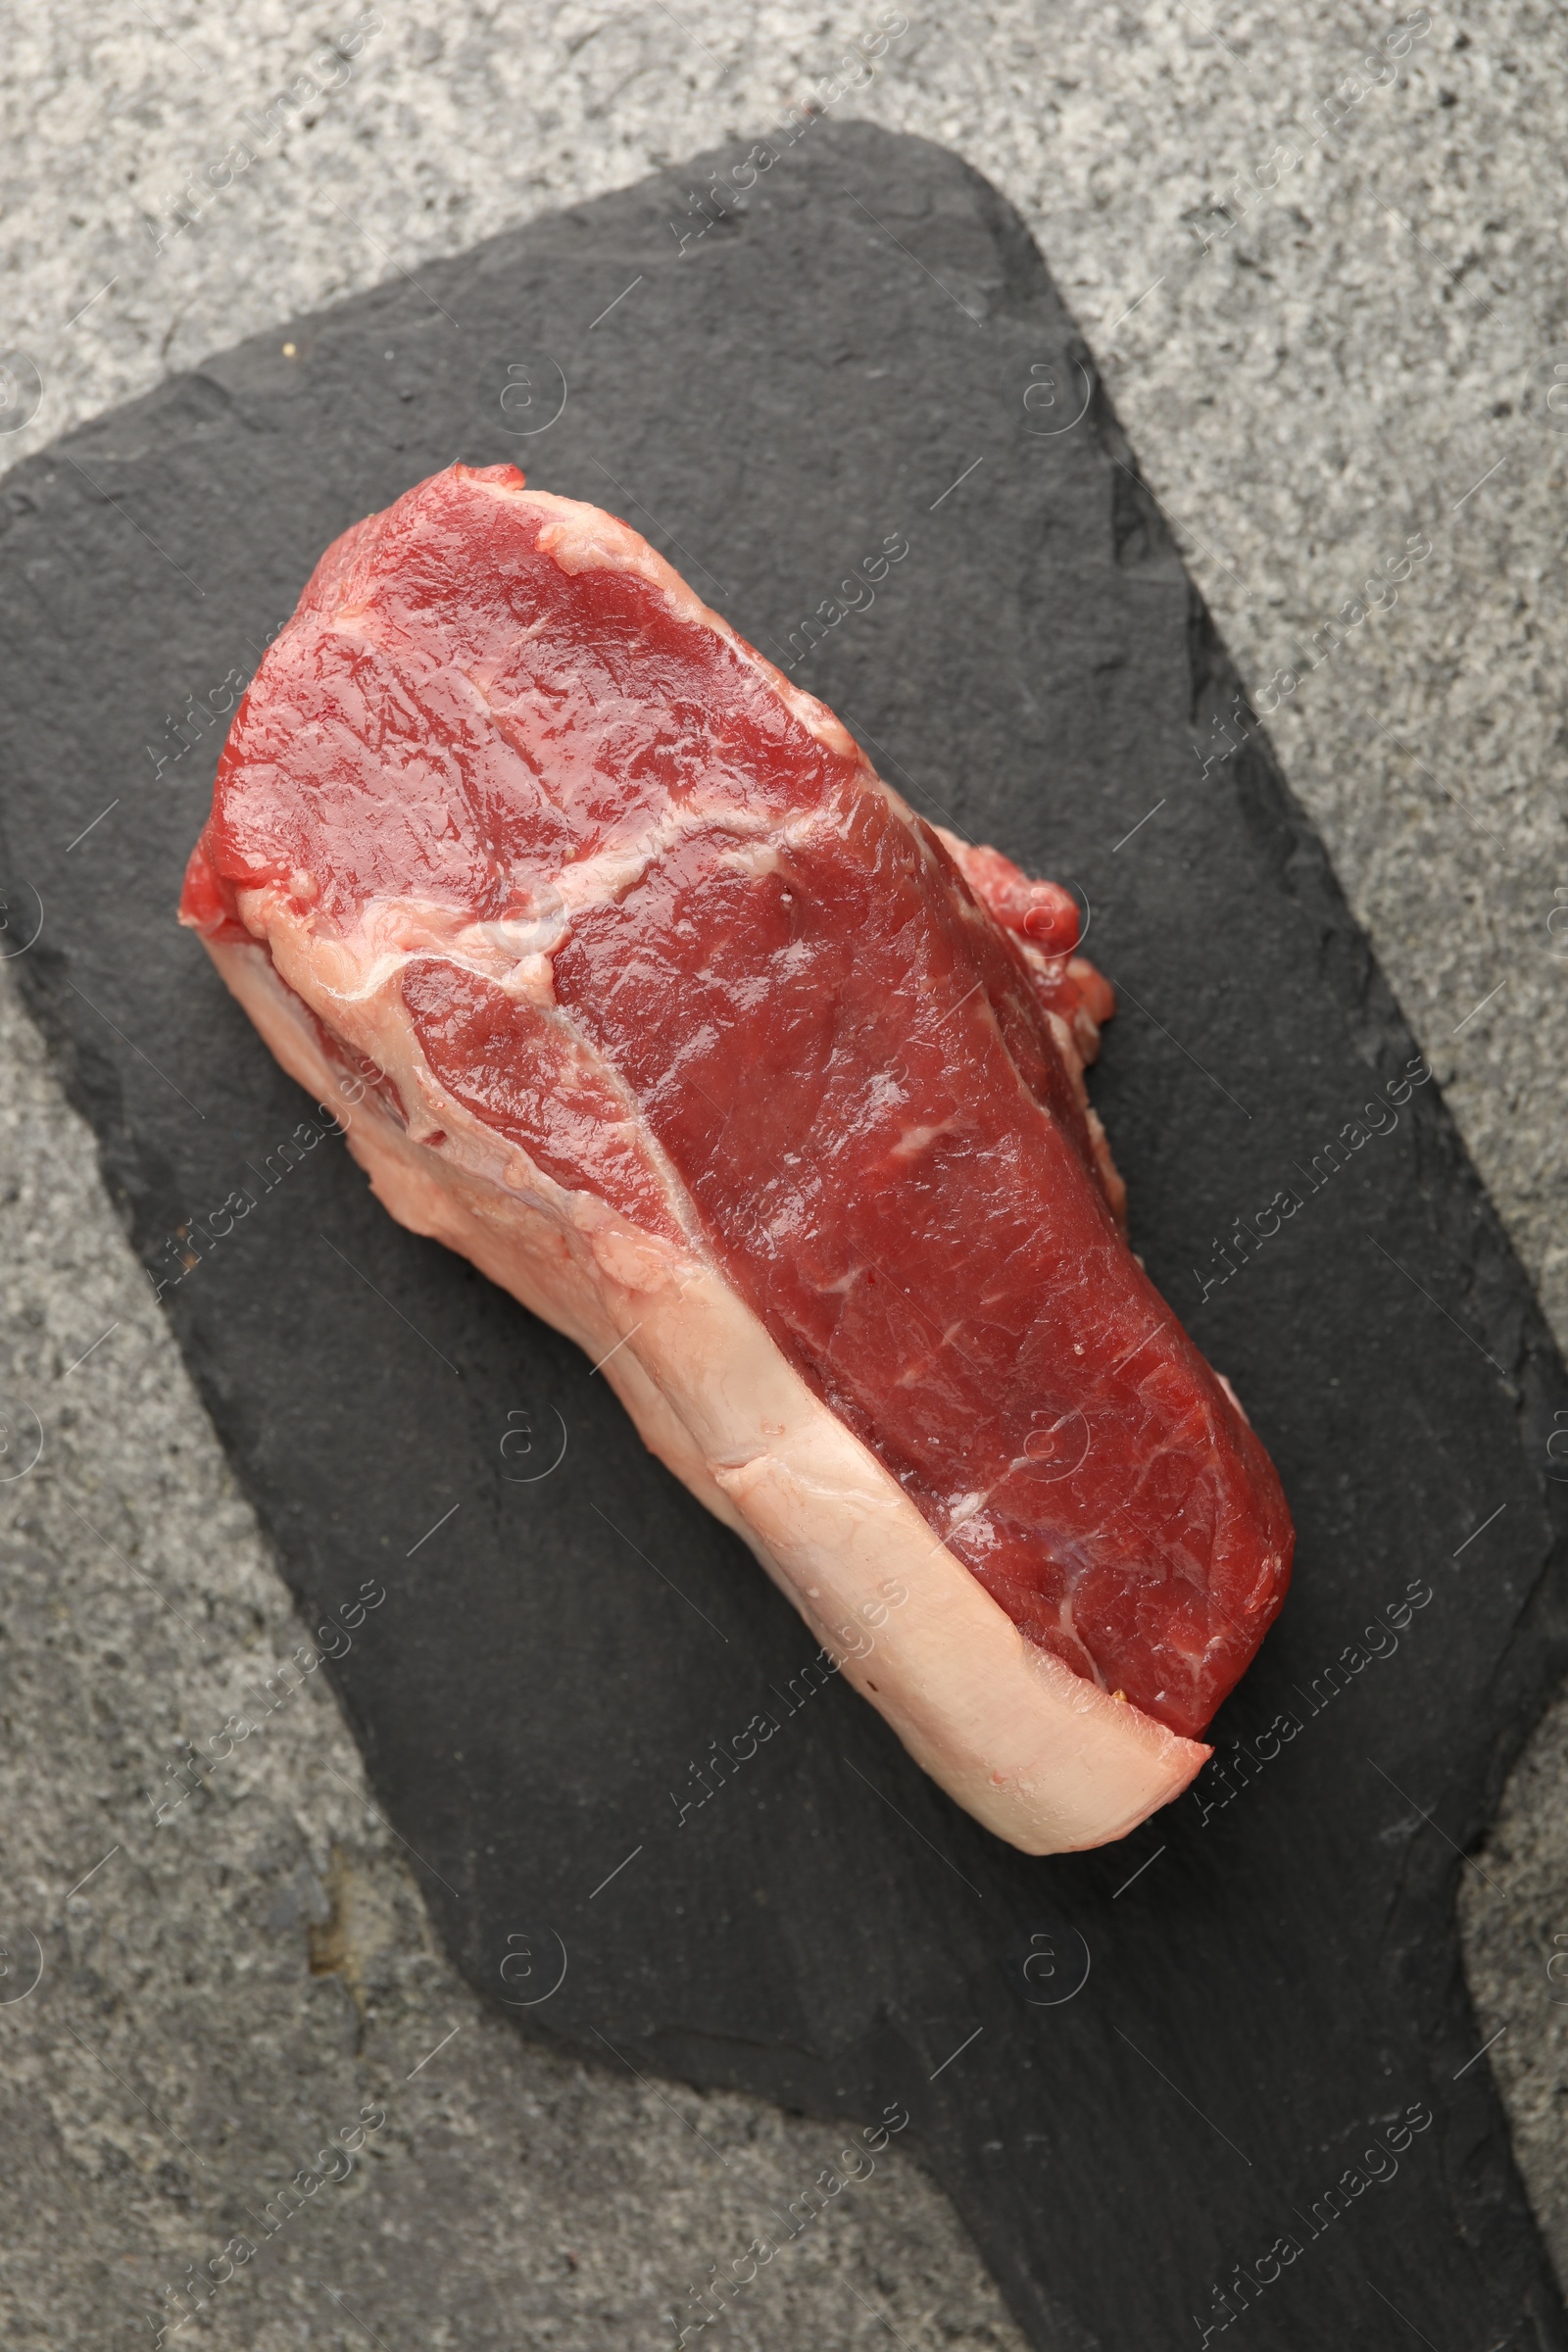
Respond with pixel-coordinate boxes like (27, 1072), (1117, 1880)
(179, 463), (1294, 1853)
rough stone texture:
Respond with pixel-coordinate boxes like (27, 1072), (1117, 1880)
(0, 2), (1564, 2343)
(1463, 1686), (1568, 2281)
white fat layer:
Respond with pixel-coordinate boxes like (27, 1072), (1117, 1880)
(245, 888), (707, 1253)
(236, 805), (827, 1019)
(201, 932), (1209, 1855)
(551, 804), (816, 911)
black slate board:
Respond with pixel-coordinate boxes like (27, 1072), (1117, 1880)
(2, 122), (1565, 2350)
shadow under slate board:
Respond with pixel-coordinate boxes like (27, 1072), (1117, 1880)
(0, 121), (1564, 2351)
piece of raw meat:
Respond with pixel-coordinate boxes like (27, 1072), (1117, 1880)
(179, 462), (1293, 1853)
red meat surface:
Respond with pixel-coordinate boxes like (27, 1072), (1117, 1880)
(183, 463), (1292, 1742)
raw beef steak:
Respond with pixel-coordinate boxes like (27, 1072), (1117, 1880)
(179, 463), (1293, 1852)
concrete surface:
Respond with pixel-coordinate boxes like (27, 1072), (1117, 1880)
(1, 2), (1565, 2343)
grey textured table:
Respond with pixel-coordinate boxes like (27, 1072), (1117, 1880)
(1, 7), (1564, 2347)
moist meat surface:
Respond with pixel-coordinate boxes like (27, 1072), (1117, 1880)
(183, 462), (1293, 1739)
